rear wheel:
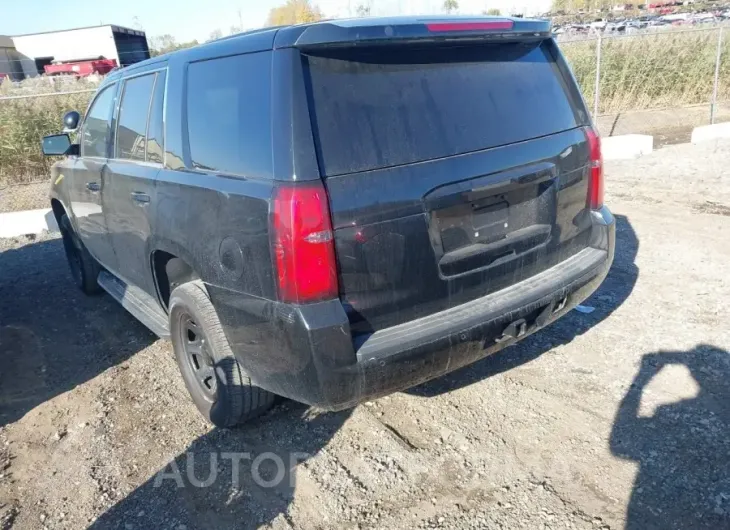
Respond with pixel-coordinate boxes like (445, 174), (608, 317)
(169, 280), (275, 427)
(59, 214), (102, 295)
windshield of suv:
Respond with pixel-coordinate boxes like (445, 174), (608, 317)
(302, 42), (579, 177)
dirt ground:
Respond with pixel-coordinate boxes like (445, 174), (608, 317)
(0, 182), (50, 213)
(1, 140), (729, 530)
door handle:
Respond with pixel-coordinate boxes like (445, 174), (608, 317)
(130, 191), (150, 205)
(86, 181), (100, 192)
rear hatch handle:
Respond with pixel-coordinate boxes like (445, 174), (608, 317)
(423, 161), (556, 212)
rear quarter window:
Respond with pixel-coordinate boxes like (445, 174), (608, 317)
(186, 51), (273, 179)
(147, 70), (166, 164)
(302, 42), (579, 176)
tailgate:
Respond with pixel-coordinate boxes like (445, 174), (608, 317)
(300, 39), (593, 336)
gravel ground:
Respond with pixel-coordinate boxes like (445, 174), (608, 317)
(1, 140), (730, 530)
(0, 182), (50, 214)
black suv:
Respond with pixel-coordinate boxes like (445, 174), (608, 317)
(43, 16), (615, 427)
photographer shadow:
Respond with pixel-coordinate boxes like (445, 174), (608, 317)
(407, 213), (639, 397)
(610, 345), (730, 529)
(89, 403), (351, 529)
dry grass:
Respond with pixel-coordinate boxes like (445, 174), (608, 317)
(0, 77), (97, 186)
(560, 27), (730, 114)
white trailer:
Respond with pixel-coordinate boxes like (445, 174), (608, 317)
(10, 25), (149, 79)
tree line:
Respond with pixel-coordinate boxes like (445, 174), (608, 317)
(149, 0), (510, 56)
(149, 0), (326, 56)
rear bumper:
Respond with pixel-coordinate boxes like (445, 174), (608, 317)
(210, 207), (615, 410)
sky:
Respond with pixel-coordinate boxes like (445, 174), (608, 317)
(2, 0), (552, 43)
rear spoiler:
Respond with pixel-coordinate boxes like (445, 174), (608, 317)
(274, 17), (552, 50)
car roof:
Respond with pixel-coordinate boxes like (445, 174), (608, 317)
(104, 15), (550, 83)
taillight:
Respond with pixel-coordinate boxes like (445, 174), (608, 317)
(426, 21), (514, 32)
(584, 127), (604, 210)
(272, 181), (338, 304)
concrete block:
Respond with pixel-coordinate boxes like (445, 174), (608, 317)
(0, 208), (58, 238)
(691, 122), (730, 144)
(602, 134), (654, 160)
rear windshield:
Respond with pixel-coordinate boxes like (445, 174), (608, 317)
(302, 42), (579, 177)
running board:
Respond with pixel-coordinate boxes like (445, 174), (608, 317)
(97, 270), (170, 339)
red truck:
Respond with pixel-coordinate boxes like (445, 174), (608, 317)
(44, 58), (118, 77)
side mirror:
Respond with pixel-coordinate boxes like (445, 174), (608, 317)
(42, 134), (73, 156)
(63, 110), (80, 131)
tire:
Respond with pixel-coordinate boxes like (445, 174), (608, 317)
(169, 280), (275, 427)
(59, 214), (102, 295)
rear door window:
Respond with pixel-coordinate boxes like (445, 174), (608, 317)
(302, 42), (579, 176)
(186, 51), (273, 179)
(116, 73), (156, 161)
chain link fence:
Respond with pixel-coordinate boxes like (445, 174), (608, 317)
(0, 76), (97, 212)
(2, 28), (730, 214)
(558, 25), (730, 140)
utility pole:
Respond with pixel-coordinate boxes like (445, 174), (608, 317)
(711, 27), (724, 124)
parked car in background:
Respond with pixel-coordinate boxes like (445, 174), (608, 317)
(44, 58), (118, 77)
(42, 16), (615, 428)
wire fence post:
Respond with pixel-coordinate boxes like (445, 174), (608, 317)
(711, 26), (723, 125)
(594, 32), (602, 120)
